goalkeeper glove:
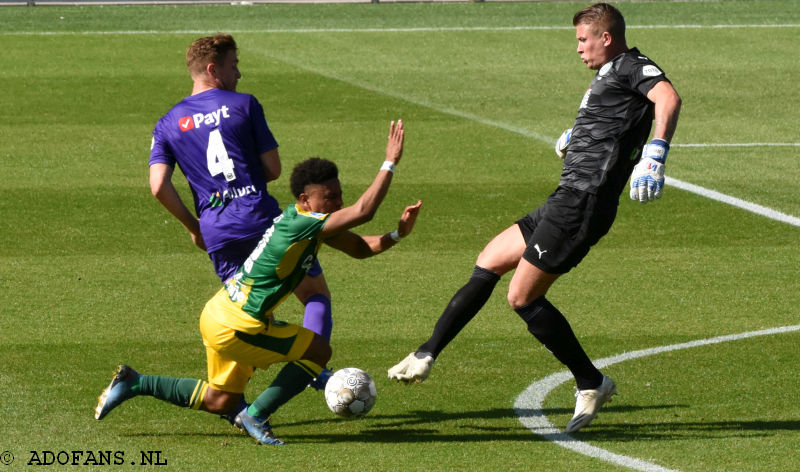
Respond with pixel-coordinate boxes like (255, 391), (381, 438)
(554, 128), (572, 159)
(629, 138), (669, 203)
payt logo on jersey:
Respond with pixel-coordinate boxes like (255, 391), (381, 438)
(178, 116), (195, 132)
(178, 106), (232, 133)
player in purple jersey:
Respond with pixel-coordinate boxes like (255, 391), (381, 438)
(148, 34), (334, 395)
(95, 120), (423, 446)
(389, 3), (681, 433)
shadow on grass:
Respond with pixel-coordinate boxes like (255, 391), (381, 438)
(121, 404), (800, 443)
(572, 417), (800, 442)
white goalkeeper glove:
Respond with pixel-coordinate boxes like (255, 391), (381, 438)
(388, 352), (434, 384)
(554, 128), (572, 159)
(629, 138), (669, 203)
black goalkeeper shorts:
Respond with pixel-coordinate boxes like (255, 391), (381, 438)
(516, 186), (618, 274)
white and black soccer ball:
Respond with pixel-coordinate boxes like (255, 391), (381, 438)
(324, 367), (377, 417)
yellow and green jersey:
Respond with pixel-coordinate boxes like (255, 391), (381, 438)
(218, 203), (328, 326)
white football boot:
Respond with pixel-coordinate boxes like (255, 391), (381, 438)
(565, 375), (617, 433)
(387, 352), (434, 383)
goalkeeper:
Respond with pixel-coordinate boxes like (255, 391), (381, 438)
(389, 2), (681, 434)
(97, 120), (422, 446)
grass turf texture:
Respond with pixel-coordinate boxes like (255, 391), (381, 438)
(1, 1), (798, 471)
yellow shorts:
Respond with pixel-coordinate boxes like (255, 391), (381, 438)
(199, 292), (315, 394)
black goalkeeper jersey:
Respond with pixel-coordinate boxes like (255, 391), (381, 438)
(561, 47), (670, 197)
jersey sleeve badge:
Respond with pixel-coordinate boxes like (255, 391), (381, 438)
(642, 65), (663, 77)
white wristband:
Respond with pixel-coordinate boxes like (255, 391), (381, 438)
(389, 229), (401, 242)
(380, 161), (396, 173)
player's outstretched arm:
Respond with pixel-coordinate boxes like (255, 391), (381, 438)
(648, 81), (682, 144)
(630, 81), (682, 203)
(324, 201), (422, 259)
(149, 163), (206, 250)
(318, 120), (405, 238)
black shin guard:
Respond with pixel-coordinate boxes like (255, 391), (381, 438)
(515, 296), (602, 390)
(418, 266), (500, 358)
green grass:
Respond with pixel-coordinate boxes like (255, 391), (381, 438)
(1, 1), (798, 471)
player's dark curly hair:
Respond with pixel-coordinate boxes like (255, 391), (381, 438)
(290, 158), (339, 198)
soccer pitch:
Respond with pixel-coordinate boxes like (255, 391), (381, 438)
(1, 1), (798, 470)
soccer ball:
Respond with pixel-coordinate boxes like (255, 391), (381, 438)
(324, 367), (377, 417)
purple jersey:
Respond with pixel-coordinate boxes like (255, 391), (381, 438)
(150, 89), (281, 253)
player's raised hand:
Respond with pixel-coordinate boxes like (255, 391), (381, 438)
(630, 139), (669, 203)
(397, 200), (423, 238)
(385, 119), (405, 164)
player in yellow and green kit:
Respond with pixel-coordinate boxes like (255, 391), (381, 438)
(95, 120), (422, 445)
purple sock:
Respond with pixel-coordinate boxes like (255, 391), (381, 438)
(303, 294), (332, 341)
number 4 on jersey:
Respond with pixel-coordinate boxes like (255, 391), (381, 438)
(207, 129), (236, 182)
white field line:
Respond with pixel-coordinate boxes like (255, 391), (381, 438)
(254, 48), (800, 228)
(514, 325), (800, 472)
(4, 24), (800, 36)
(666, 177), (800, 227)
(253, 48), (799, 471)
(673, 143), (800, 147)
(15, 23), (798, 226)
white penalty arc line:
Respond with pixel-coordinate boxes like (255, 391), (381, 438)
(513, 325), (800, 472)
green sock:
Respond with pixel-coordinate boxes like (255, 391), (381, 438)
(248, 362), (315, 419)
(136, 375), (208, 410)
